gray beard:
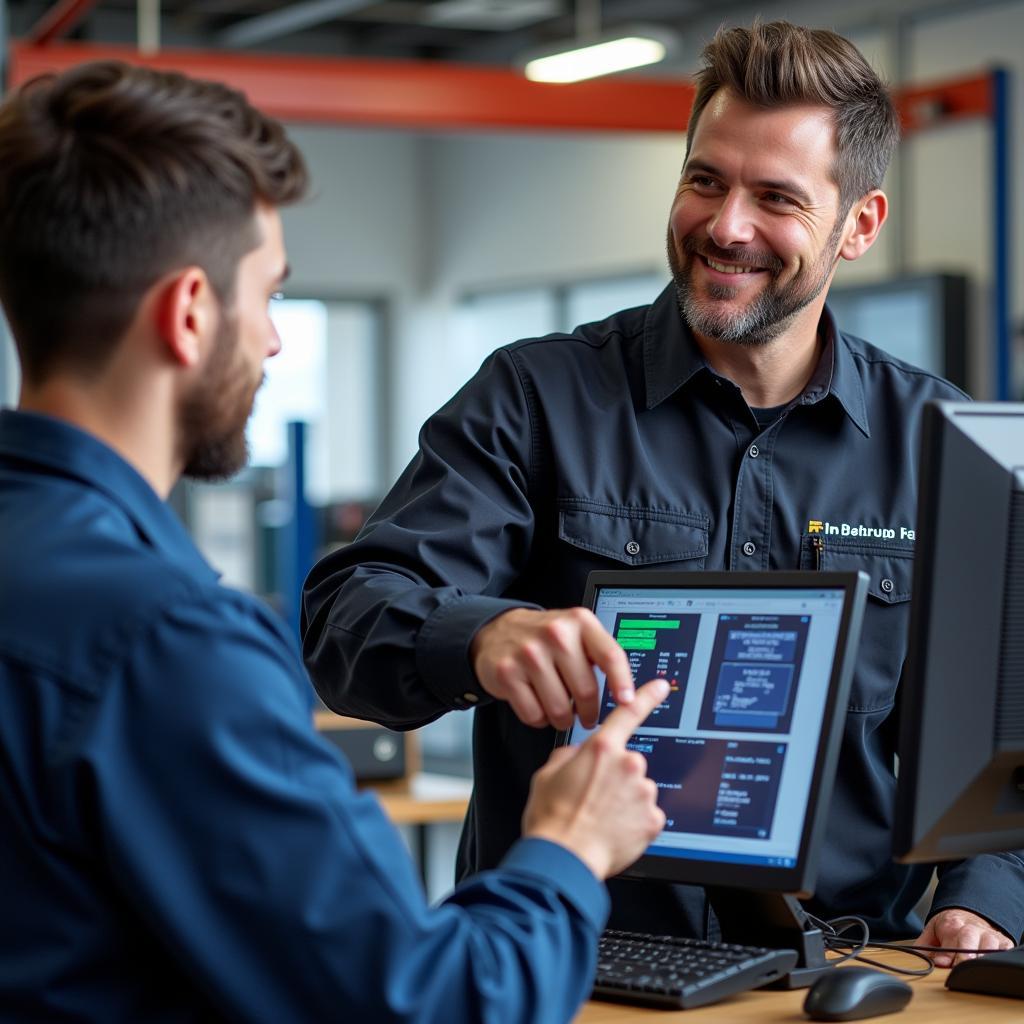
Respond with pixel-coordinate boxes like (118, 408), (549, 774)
(670, 223), (843, 347)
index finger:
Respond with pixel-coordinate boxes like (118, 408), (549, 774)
(580, 613), (636, 705)
(592, 678), (670, 747)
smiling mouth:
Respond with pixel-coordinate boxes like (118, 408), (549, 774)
(703, 255), (765, 275)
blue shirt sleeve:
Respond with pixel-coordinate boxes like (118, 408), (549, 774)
(82, 587), (607, 1023)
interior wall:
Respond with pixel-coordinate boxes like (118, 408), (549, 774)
(260, 1), (1024, 473)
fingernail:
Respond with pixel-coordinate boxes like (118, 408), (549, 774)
(618, 689), (634, 703)
(655, 680), (670, 696)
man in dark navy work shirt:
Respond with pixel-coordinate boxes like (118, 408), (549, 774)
(0, 62), (671, 1022)
(304, 20), (1024, 963)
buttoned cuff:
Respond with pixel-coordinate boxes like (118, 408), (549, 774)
(500, 838), (610, 935)
(416, 594), (539, 710)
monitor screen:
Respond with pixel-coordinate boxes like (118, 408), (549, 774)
(894, 401), (1024, 861)
(827, 273), (968, 389)
(561, 571), (867, 896)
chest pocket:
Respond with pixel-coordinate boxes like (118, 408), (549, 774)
(800, 533), (914, 712)
(558, 500), (709, 568)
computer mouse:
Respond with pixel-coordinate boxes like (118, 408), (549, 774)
(803, 966), (913, 1021)
(946, 945), (1024, 997)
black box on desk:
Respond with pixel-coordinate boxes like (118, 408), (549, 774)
(314, 711), (417, 782)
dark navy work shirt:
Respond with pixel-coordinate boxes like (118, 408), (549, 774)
(0, 409), (608, 1023)
(304, 285), (1024, 944)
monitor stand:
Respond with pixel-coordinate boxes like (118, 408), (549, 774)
(708, 887), (829, 989)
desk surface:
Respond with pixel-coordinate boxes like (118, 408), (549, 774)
(575, 947), (1024, 1022)
(368, 772), (472, 826)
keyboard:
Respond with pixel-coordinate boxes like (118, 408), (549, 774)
(593, 929), (799, 1010)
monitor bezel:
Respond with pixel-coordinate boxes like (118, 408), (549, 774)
(893, 400), (1024, 862)
(556, 569), (867, 898)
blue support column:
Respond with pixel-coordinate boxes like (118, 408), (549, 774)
(277, 420), (317, 637)
(992, 68), (1013, 400)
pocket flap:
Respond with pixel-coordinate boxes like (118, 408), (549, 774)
(810, 536), (914, 603)
(559, 500), (709, 566)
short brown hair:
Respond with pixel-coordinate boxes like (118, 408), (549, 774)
(687, 20), (900, 211)
(0, 61), (308, 384)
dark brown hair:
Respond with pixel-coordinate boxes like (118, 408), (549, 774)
(687, 20), (900, 211)
(0, 61), (308, 384)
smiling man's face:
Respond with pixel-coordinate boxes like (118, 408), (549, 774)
(667, 88), (848, 347)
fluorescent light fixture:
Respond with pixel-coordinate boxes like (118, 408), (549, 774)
(522, 25), (677, 83)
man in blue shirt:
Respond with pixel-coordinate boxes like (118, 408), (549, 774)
(0, 61), (668, 1021)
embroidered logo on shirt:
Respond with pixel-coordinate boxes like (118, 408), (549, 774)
(807, 519), (915, 541)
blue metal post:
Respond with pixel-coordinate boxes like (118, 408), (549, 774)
(992, 68), (1013, 400)
(278, 420), (316, 637)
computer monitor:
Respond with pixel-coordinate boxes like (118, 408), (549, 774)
(560, 571), (868, 984)
(894, 401), (1024, 862)
(827, 273), (968, 389)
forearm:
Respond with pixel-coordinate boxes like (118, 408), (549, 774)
(302, 347), (541, 728)
(303, 555), (534, 727)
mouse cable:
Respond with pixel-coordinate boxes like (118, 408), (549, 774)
(806, 914), (934, 977)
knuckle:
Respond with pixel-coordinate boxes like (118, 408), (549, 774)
(521, 640), (544, 667)
(544, 619), (573, 651)
(494, 656), (519, 686)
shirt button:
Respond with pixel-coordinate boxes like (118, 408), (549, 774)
(463, 692), (479, 703)
(749, 444), (759, 458)
(625, 540), (641, 556)
(742, 541), (757, 557)
(880, 578), (894, 594)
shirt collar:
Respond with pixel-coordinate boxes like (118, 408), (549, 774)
(643, 284), (708, 409)
(818, 306), (871, 437)
(643, 288), (871, 437)
(0, 408), (219, 582)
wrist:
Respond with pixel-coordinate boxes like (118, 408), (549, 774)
(523, 825), (608, 880)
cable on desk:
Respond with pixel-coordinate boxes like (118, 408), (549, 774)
(807, 914), (934, 978)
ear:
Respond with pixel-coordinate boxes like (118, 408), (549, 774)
(155, 267), (215, 368)
(838, 190), (888, 262)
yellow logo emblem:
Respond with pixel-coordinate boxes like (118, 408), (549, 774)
(807, 520), (824, 534)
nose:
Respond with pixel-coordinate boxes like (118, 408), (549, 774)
(267, 323), (282, 360)
(706, 191), (756, 249)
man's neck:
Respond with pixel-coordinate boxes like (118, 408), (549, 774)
(19, 377), (179, 498)
(692, 307), (825, 409)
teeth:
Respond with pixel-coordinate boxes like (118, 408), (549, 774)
(706, 258), (758, 274)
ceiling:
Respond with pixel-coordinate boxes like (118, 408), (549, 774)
(3, 0), (989, 73)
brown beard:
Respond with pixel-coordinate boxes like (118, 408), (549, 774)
(179, 307), (259, 481)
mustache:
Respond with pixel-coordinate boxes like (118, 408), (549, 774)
(682, 236), (784, 274)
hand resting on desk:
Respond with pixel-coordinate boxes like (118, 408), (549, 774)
(916, 908), (1014, 967)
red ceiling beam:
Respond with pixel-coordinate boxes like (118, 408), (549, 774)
(7, 40), (994, 137)
(25, 0), (99, 46)
(7, 40), (696, 133)
(896, 73), (994, 133)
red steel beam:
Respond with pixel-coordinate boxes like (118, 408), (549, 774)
(7, 40), (696, 133)
(7, 40), (994, 137)
(896, 73), (993, 133)
(26, 0), (99, 46)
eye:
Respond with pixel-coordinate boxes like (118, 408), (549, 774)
(762, 191), (796, 206)
(270, 291), (284, 303)
(690, 175), (721, 191)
